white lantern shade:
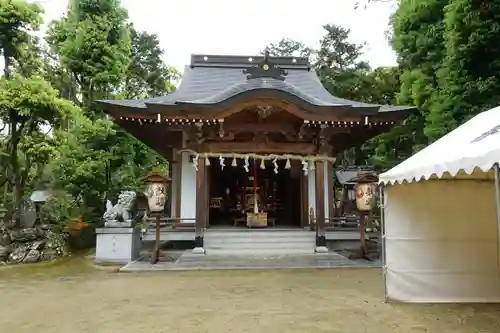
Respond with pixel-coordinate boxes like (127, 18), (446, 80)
(355, 182), (377, 212)
(145, 182), (167, 213)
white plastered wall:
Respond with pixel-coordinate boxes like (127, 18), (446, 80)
(384, 179), (500, 302)
(180, 152), (196, 222)
(307, 161), (331, 217)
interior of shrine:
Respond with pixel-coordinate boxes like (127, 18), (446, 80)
(208, 158), (302, 227)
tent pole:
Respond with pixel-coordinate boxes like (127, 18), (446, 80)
(494, 164), (500, 272)
(379, 184), (388, 302)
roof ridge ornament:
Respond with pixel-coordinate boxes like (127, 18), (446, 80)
(243, 49), (288, 81)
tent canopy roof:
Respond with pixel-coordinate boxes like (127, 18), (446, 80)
(380, 106), (500, 185)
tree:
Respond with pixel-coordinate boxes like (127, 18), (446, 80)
(44, 1), (177, 220)
(315, 24), (372, 103)
(50, 110), (165, 219)
(430, 0), (500, 138)
(265, 25), (407, 169)
(262, 38), (313, 60)
(46, 0), (131, 107)
(121, 24), (180, 99)
(392, 0), (500, 143)
(0, 75), (76, 216)
(316, 24), (366, 72)
(0, 0), (42, 78)
(391, 0), (449, 147)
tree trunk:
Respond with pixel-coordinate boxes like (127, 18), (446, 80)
(3, 54), (11, 79)
(9, 116), (23, 223)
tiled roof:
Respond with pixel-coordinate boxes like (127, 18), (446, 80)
(98, 54), (416, 114)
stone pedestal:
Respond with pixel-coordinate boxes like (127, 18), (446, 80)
(315, 246), (329, 254)
(192, 235), (205, 255)
(104, 220), (132, 228)
(95, 227), (141, 264)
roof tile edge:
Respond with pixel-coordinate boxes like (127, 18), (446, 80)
(190, 54), (310, 69)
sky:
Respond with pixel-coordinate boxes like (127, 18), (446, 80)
(4, 0), (398, 72)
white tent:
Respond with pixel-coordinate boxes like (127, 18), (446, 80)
(379, 105), (500, 303)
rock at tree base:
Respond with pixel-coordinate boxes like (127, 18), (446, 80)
(8, 246), (28, 263)
(9, 228), (38, 242)
(41, 249), (59, 261)
(0, 232), (11, 246)
(23, 249), (41, 263)
(0, 245), (9, 261)
(0, 222), (68, 264)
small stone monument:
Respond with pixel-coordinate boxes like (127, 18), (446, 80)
(20, 197), (37, 228)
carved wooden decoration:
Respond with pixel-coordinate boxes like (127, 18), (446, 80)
(256, 106), (273, 119)
(243, 49), (288, 81)
(218, 121), (225, 138)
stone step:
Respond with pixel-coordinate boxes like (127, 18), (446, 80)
(204, 244), (314, 250)
(204, 248), (316, 255)
(204, 231), (314, 238)
(204, 236), (314, 243)
(203, 230), (316, 255)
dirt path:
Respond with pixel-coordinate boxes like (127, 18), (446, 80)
(1, 258), (500, 333)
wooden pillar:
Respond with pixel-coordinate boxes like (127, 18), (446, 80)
(327, 162), (334, 222)
(301, 171), (309, 228)
(315, 160), (327, 249)
(205, 163), (210, 228)
(194, 157), (206, 250)
(172, 149), (182, 218)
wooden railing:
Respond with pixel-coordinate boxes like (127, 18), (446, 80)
(309, 209), (381, 232)
(143, 217), (196, 232)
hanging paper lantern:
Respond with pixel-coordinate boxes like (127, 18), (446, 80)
(231, 157), (237, 167)
(260, 159), (266, 169)
(285, 158), (291, 169)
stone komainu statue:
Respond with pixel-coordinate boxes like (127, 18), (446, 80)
(103, 191), (147, 227)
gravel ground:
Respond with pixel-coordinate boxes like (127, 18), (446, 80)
(1, 255), (500, 333)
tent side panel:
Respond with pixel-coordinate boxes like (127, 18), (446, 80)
(385, 181), (500, 303)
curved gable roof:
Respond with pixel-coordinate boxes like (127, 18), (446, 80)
(98, 54), (416, 116)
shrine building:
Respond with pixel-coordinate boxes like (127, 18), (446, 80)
(97, 52), (415, 256)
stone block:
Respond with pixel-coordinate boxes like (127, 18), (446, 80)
(95, 227), (141, 265)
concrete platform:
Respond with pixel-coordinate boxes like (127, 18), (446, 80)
(120, 251), (380, 272)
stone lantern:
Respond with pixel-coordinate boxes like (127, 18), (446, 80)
(141, 172), (171, 264)
(30, 187), (50, 225)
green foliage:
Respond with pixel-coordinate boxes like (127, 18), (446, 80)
(0, 74), (77, 210)
(121, 24), (180, 99)
(431, 0), (500, 135)
(316, 24), (366, 72)
(263, 38), (313, 59)
(0, 74), (76, 122)
(40, 190), (80, 226)
(41, 0), (171, 223)
(392, 0), (500, 143)
(391, 0), (449, 142)
(0, 0), (43, 76)
(50, 109), (165, 220)
(47, 0), (131, 102)
(265, 25), (410, 170)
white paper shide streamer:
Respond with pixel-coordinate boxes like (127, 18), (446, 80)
(186, 152), (334, 175)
